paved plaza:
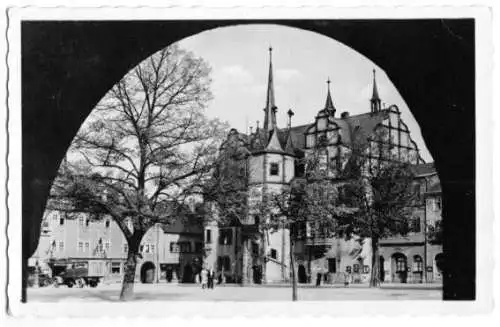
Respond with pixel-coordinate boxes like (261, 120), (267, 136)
(27, 283), (442, 302)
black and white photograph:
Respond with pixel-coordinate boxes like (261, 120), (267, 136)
(2, 3), (494, 319)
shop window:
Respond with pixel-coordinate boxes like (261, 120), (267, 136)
(270, 249), (277, 259)
(270, 163), (279, 176)
(111, 262), (121, 274)
(328, 258), (336, 273)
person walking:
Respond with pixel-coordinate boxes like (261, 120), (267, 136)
(208, 267), (215, 289)
(316, 272), (322, 287)
(200, 267), (208, 290)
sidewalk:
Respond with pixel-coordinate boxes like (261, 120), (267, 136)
(173, 282), (442, 290)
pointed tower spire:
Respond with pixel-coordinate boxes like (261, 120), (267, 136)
(263, 46), (277, 132)
(370, 69), (382, 113)
(324, 77), (336, 116)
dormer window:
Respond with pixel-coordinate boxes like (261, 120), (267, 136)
(270, 163), (279, 176)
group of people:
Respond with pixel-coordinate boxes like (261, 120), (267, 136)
(199, 267), (215, 290)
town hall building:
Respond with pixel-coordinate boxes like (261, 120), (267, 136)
(203, 48), (442, 285)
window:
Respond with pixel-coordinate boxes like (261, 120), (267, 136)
(78, 216), (84, 226)
(205, 229), (212, 243)
(105, 219), (110, 228)
(59, 217), (64, 226)
(123, 243), (128, 253)
(435, 197), (442, 211)
(396, 256), (407, 272)
(328, 258), (336, 273)
(219, 229), (233, 245)
(270, 249), (277, 259)
(270, 163), (279, 176)
(170, 242), (179, 253)
(252, 243), (259, 256)
(195, 242), (203, 253)
(105, 241), (111, 250)
(353, 264), (360, 273)
(150, 244), (155, 253)
(170, 242), (191, 253)
(111, 262), (121, 274)
(411, 217), (421, 233)
(140, 244), (145, 253)
(85, 218), (90, 227)
(85, 242), (90, 252)
(179, 242), (191, 253)
(78, 241), (83, 252)
(58, 241), (64, 251)
(413, 256), (423, 272)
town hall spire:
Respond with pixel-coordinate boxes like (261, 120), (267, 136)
(263, 46), (277, 132)
(370, 69), (382, 113)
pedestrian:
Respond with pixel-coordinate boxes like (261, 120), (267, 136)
(344, 271), (350, 287)
(208, 267), (215, 289)
(200, 267), (208, 289)
(316, 272), (322, 287)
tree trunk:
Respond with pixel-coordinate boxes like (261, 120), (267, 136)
(119, 239), (140, 301)
(369, 237), (380, 288)
(289, 236), (297, 301)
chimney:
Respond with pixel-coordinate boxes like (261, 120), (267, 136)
(341, 111), (350, 118)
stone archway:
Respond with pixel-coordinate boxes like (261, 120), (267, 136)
(21, 20), (475, 301)
(140, 261), (156, 284)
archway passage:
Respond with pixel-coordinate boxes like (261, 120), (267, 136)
(22, 19), (475, 301)
(140, 262), (156, 284)
(391, 253), (408, 284)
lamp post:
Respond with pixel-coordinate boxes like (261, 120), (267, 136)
(156, 223), (160, 283)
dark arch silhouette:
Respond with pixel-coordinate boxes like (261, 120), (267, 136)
(140, 261), (156, 284)
(21, 20), (475, 301)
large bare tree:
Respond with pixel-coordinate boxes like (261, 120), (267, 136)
(52, 44), (227, 300)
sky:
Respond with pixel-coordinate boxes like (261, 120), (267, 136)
(178, 24), (433, 163)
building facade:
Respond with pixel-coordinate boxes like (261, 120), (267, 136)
(204, 48), (442, 284)
(29, 210), (203, 284)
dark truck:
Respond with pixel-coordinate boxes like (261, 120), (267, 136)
(56, 260), (106, 288)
